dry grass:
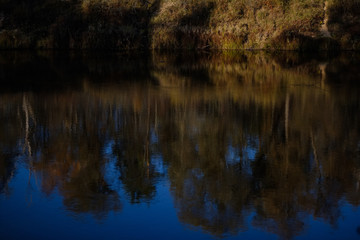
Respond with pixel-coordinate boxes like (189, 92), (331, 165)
(0, 0), (358, 50)
(327, 0), (360, 49)
(151, 0), (326, 50)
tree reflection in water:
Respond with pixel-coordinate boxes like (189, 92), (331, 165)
(0, 51), (360, 238)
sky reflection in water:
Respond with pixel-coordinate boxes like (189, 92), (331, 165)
(0, 51), (360, 239)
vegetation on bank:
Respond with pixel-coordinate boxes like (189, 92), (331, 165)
(0, 0), (359, 50)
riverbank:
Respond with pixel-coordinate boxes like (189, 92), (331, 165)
(0, 0), (359, 50)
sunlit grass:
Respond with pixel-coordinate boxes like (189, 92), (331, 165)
(0, 0), (359, 49)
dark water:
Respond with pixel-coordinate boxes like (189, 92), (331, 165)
(1, 51), (360, 240)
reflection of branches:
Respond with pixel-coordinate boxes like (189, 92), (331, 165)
(1, 51), (360, 239)
(22, 95), (32, 157)
(145, 92), (150, 178)
(311, 130), (322, 180)
(355, 169), (360, 192)
(285, 92), (289, 143)
(22, 94), (40, 205)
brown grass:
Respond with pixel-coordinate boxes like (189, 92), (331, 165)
(0, 0), (358, 50)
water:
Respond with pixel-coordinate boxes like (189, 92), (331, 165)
(0, 51), (360, 240)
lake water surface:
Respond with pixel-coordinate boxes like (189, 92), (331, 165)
(1, 51), (360, 239)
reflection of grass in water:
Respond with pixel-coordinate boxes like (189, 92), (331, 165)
(81, 53), (360, 238)
(1, 51), (360, 238)
(149, 52), (327, 109)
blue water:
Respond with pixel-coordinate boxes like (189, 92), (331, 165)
(2, 162), (360, 239)
(1, 51), (360, 239)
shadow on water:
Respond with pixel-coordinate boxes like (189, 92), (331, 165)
(1, 50), (360, 239)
